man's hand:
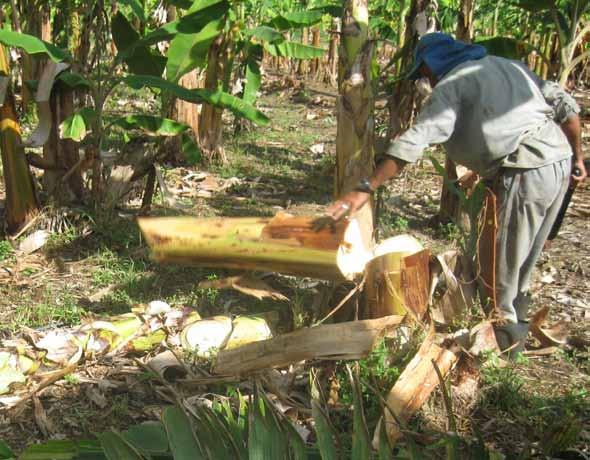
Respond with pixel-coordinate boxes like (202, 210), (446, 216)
(571, 159), (588, 187)
(324, 191), (371, 222)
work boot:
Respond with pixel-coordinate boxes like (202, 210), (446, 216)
(493, 321), (529, 359)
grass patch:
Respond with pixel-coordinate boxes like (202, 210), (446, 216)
(478, 355), (590, 455)
(0, 240), (14, 262)
(10, 290), (85, 331)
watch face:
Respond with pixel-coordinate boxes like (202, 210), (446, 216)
(356, 179), (373, 193)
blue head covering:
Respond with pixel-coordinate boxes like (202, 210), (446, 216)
(408, 32), (487, 80)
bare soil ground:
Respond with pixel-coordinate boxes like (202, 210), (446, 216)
(0, 80), (588, 457)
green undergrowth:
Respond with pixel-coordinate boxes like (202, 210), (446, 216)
(477, 354), (590, 456)
(10, 289), (84, 331)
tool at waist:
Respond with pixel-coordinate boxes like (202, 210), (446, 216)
(547, 159), (589, 241)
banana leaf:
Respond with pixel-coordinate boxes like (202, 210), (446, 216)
(0, 29), (70, 62)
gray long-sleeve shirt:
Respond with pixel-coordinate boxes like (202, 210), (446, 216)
(386, 55), (579, 178)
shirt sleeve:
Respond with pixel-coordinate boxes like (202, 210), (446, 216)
(385, 86), (458, 163)
(538, 80), (580, 124)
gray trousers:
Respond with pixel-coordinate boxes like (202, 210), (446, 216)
(495, 158), (571, 324)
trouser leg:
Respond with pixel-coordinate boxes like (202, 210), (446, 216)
(493, 159), (570, 353)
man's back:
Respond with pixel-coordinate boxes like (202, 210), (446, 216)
(439, 55), (571, 176)
(388, 55), (573, 177)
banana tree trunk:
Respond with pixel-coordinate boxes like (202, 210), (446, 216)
(20, 2), (51, 109)
(310, 26), (321, 79)
(175, 70), (201, 140)
(543, 33), (557, 79)
(166, 69), (202, 163)
(198, 34), (230, 163)
(336, 0), (374, 252)
(138, 213), (370, 280)
(387, 0), (429, 140)
(536, 32), (548, 75)
(364, 236), (429, 319)
(456, 0), (475, 42)
(325, 18), (340, 86)
(43, 84), (84, 202)
(298, 27), (310, 76)
(0, 45), (39, 234)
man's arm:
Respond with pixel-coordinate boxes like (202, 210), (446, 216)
(325, 87), (459, 221)
(536, 79), (587, 183)
(560, 114), (587, 185)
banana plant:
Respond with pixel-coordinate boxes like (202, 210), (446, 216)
(510, 0), (590, 84)
(164, 0), (333, 161)
(0, 44), (39, 234)
(0, 0), (269, 209)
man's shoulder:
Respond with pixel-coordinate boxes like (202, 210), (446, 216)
(443, 54), (533, 84)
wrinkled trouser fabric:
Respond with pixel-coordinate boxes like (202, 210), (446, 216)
(494, 158), (571, 325)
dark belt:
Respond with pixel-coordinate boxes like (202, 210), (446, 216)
(482, 168), (505, 191)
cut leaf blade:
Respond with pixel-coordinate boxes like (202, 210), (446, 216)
(99, 431), (143, 460)
(162, 406), (205, 460)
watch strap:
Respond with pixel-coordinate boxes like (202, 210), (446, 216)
(353, 178), (375, 195)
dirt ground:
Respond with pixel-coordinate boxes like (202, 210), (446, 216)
(0, 79), (588, 457)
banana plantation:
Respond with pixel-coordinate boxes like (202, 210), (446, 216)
(0, 0), (589, 458)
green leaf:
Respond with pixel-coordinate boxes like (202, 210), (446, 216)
(475, 36), (535, 61)
(244, 26), (284, 44)
(243, 44), (262, 105)
(269, 10), (324, 30)
(311, 3), (343, 17)
(0, 29), (70, 62)
(0, 441), (14, 460)
(122, 422), (169, 455)
(166, 20), (224, 82)
(248, 389), (290, 460)
(218, 398), (247, 457)
(20, 440), (104, 460)
(168, 0), (194, 8)
(123, 75), (269, 125)
(377, 421), (392, 460)
(112, 12), (139, 52)
(118, 0), (146, 22)
(57, 72), (91, 89)
(59, 108), (96, 142)
(112, 12), (166, 77)
(193, 405), (240, 459)
(182, 133), (202, 165)
(311, 376), (339, 460)
(429, 155), (466, 204)
(348, 365), (371, 460)
(113, 115), (190, 136)
(99, 431), (143, 460)
(117, 0), (230, 63)
(166, 0), (229, 81)
(203, 88), (269, 125)
(162, 406), (205, 460)
(511, 0), (555, 12)
(264, 41), (325, 59)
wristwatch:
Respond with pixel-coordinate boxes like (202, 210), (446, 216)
(354, 178), (375, 195)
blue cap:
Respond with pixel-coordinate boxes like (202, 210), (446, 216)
(407, 32), (487, 80)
